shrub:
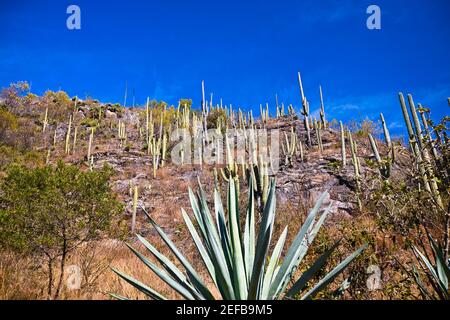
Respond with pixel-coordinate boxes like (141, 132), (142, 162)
(0, 161), (124, 299)
(0, 81), (30, 109)
(206, 108), (227, 130)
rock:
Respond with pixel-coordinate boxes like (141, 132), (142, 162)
(105, 109), (118, 120)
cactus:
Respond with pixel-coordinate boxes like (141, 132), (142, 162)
(380, 113), (395, 162)
(368, 133), (391, 180)
(131, 186), (138, 233)
(87, 127), (94, 163)
(297, 72), (312, 146)
(46, 147), (51, 165)
(297, 139), (304, 162)
(42, 107), (48, 132)
(72, 126), (78, 153)
(348, 129), (362, 210)
(64, 115), (72, 154)
(53, 127), (57, 146)
(319, 86), (327, 128)
(89, 155), (94, 172)
(314, 119), (323, 153)
(418, 105), (439, 161)
(407, 94), (443, 209)
(340, 121), (346, 168)
(283, 127), (297, 166)
(399, 93), (432, 194)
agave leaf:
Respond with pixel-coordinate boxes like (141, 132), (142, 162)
(261, 227), (288, 299)
(111, 267), (167, 300)
(197, 180), (222, 246)
(181, 209), (217, 286)
(214, 188), (234, 273)
(125, 243), (199, 300)
(109, 293), (129, 300)
(141, 209), (216, 300)
(188, 188), (206, 236)
(412, 245), (448, 295)
(285, 240), (341, 298)
(278, 203), (332, 297)
(248, 179), (277, 299)
(244, 177), (256, 284)
(411, 265), (435, 300)
(228, 177), (248, 299)
(136, 234), (188, 285)
(189, 201), (236, 300)
(268, 191), (329, 299)
(427, 234), (450, 290)
(300, 243), (368, 300)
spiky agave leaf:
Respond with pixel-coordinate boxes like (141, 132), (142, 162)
(112, 178), (366, 300)
(411, 233), (449, 300)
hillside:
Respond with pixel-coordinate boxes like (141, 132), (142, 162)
(0, 82), (448, 300)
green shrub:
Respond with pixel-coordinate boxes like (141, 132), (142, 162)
(0, 161), (124, 299)
(206, 108), (227, 130)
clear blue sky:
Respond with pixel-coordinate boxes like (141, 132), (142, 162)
(1, 0), (449, 136)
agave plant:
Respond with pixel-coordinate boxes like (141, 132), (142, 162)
(411, 233), (449, 300)
(112, 177), (366, 300)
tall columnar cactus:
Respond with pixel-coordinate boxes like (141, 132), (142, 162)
(161, 132), (168, 168)
(72, 126), (78, 153)
(87, 127), (94, 163)
(288, 104), (296, 117)
(297, 72), (311, 146)
(42, 107), (48, 133)
(348, 129), (362, 210)
(340, 121), (346, 168)
(65, 115), (72, 154)
(398, 93), (432, 194)
(46, 147), (51, 165)
(368, 133), (391, 181)
(89, 155), (94, 172)
(131, 186), (138, 233)
(53, 127), (58, 146)
(283, 127), (297, 167)
(319, 86), (327, 128)
(407, 94), (443, 209)
(145, 97), (150, 142)
(380, 113), (394, 162)
(418, 105), (439, 161)
(297, 139), (304, 162)
(314, 119), (323, 153)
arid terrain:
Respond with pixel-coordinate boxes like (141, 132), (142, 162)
(0, 82), (448, 300)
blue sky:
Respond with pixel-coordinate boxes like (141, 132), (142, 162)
(1, 0), (449, 136)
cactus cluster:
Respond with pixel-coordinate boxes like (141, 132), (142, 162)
(398, 93), (443, 208)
